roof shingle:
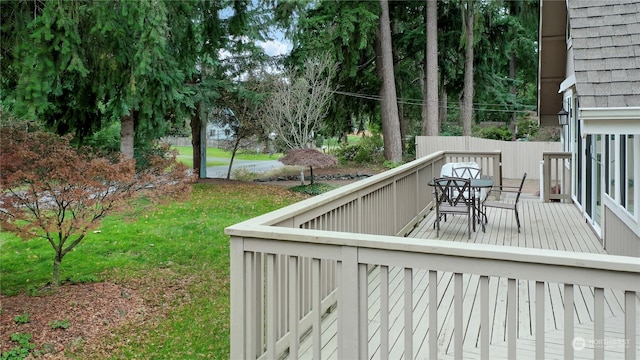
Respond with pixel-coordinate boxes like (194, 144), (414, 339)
(569, 0), (640, 107)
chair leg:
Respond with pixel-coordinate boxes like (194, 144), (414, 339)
(471, 206), (476, 232)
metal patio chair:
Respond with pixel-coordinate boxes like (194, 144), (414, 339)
(433, 177), (474, 239)
(482, 172), (527, 233)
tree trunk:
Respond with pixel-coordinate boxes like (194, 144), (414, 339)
(509, 2), (518, 127)
(52, 256), (62, 287)
(376, 0), (402, 163)
(199, 118), (207, 178)
(190, 104), (203, 178)
(120, 114), (135, 159)
(309, 166), (314, 185)
(461, 0), (474, 136)
(226, 139), (241, 180)
(420, 64), (427, 133)
(424, 0), (439, 136)
(509, 50), (518, 136)
(398, 94), (406, 152)
(392, 20), (407, 153)
(439, 73), (448, 130)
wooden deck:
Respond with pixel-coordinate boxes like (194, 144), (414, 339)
(294, 196), (640, 359)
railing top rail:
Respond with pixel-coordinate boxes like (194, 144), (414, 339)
(542, 151), (572, 157)
(225, 150), (505, 231)
(229, 225), (640, 279)
(443, 150), (502, 156)
(225, 151), (445, 228)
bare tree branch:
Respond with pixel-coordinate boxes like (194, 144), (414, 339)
(260, 54), (338, 149)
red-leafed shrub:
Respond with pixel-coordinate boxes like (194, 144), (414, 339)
(0, 127), (195, 287)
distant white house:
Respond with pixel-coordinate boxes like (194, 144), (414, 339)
(206, 122), (234, 141)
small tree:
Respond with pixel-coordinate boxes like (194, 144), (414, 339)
(215, 79), (268, 180)
(279, 148), (338, 185)
(260, 54), (338, 149)
(0, 128), (194, 288)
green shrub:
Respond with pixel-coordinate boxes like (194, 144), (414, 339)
(83, 121), (121, 153)
(404, 134), (416, 159)
(232, 167), (257, 181)
(49, 318), (71, 330)
(478, 126), (512, 141)
(289, 183), (339, 196)
(516, 119), (539, 139)
(333, 134), (384, 164)
(440, 123), (462, 136)
(529, 126), (561, 142)
(13, 313), (29, 325)
(1, 333), (35, 360)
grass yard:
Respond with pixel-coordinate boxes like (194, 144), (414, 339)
(0, 182), (308, 358)
(173, 146), (283, 168)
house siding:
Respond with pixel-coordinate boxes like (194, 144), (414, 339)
(604, 205), (640, 257)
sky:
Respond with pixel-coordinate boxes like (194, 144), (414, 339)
(258, 38), (292, 57)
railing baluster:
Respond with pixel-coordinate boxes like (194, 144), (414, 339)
(405, 268), (414, 360)
(429, 270), (438, 360)
(288, 256), (299, 359)
(245, 252), (256, 359)
(455, 273), (463, 360)
(564, 283), (574, 360)
(625, 291), (637, 360)
(508, 278), (517, 359)
(359, 263), (369, 359)
(381, 265), (390, 360)
(339, 247), (359, 359)
(278, 255), (286, 338)
(536, 281), (545, 360)
(481, 276), (489, 360)
(255, 253), (263, 357)
(231, 248), (250, 359)
(594, 287), (604, 360)
(302, 257), (309, 315)
(266, 253), (276, 359)
(312, 258), (321, 359)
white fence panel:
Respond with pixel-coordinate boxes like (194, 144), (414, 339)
(416, 136), (562, 180)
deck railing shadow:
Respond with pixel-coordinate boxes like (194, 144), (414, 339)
(225, 150), (639, 360)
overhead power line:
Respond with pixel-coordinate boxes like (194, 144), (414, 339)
(331, 90), (536, 114)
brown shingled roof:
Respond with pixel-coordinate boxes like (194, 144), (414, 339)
(568, 0), (640, 107)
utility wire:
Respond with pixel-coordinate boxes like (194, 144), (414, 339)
(332, 90), (536, 113)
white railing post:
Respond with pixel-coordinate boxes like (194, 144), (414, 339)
(564, 283), (574, 360)
(230, 237), (247, 359)
(625, 291), (637, 360)
(288, 256), (300, 359)
(539, 160), (545, 202)
(339, 246), (360, 359)
(405, 268), (414, 360)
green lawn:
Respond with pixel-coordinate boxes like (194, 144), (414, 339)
(173, 146), (283, 168)
(0, 183), (308, 358)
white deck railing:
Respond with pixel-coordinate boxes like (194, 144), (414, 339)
(542, 151), (572, 202)
(226, 151), (639, 360)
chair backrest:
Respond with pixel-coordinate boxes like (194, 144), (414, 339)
(434, 177), (472, 207)
(441, 162), (479, 177)
(453, 166), (481, 179)
(514, 173), (528, 203)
